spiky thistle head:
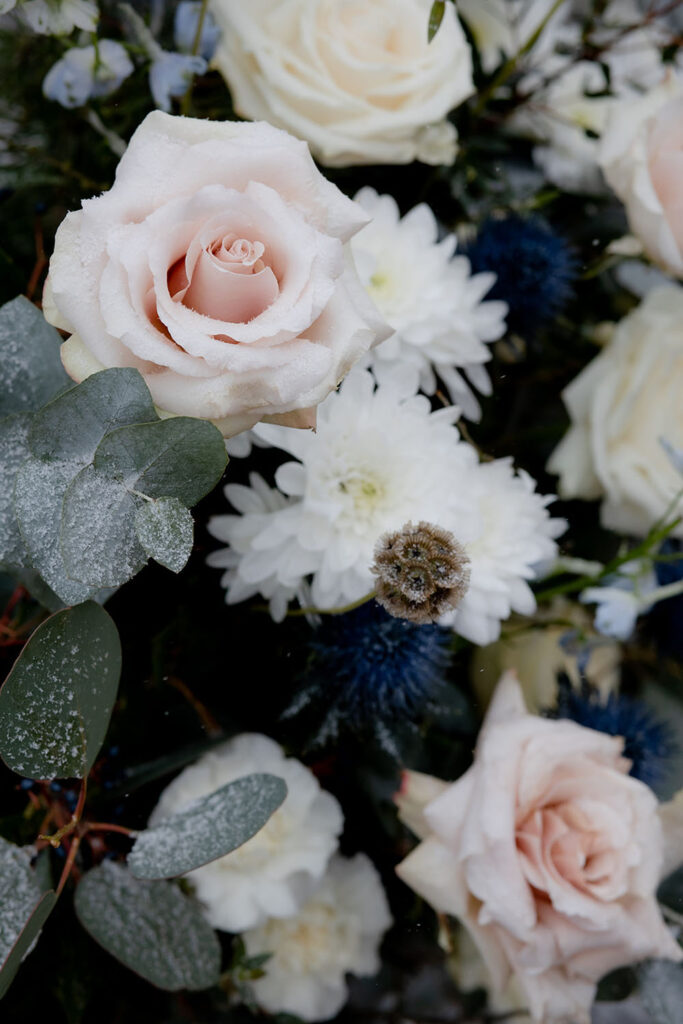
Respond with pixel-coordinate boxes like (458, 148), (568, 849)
(547, 676), (676, 787)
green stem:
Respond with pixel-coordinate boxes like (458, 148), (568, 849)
(534, 516), (681, 604)
(285, 591), (377, 618)
(472, 0), (568, 116)
(180, 0), (209, 115)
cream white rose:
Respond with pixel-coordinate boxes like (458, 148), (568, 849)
(599, 73), (683, 277)
(44, 111), (390, 437)
(547, 286), (683, 538)
(395, 672), (682, 1024)
(209, 0), (474, 167)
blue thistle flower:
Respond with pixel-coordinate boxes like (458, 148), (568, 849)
(548, 677), (676, 787)
(284, 603), (453, 757)
(466, 215), (577, 335)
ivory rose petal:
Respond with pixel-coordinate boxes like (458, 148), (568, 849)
(395, 671), (682, 1024)
(44, 111), (390, 437)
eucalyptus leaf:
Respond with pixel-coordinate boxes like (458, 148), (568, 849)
(134, 498), (194, 574)
(60, 467), (146, 589)
(94, 417), (228, 507)
(0, 296), (70, 418)
(74, 861), (221, 991)
(638, 960), (683, 1024)
(0, 413), (31, 569)
(0, 601), (122, 779)
(128, 773), (288, 880)
(0, 837), (57, 999)
(29, 367), (156, 463)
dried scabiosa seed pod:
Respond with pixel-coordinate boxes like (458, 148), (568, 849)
(371, 521), (471, 624)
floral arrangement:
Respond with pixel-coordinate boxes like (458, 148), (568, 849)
(1, 2), (683, 1023)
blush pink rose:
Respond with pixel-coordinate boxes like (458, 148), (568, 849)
(599, 73), (683, 278)
(43, 111), (390, 437)
(395, 671), (682, 1024)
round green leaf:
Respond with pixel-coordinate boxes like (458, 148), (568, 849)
(94, 417), (228, 507)
(0, 837), (57, 999)
(639, 960), (683, 1024)
(128, 773), (288, 880)
(74, 861), (221, 991)
(0, 296), (70, 418)
(134, 497), (194, 574)
(0, 601), (122, 780)
(0, 413), (31, 569)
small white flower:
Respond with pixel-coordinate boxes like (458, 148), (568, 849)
(174, 0), (220, 60)
(351, 189), (507, 419)
(17, 0), (97, 34)
(244, 854), (392, 1022)
(149, 51), (206, 111)
(148, 733), (343, 933)
(581, 562), (658, 640)
(42, 40), (133, 109)
(208, 368), (564, 645)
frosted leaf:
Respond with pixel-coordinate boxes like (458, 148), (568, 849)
(0, 296), (70, 417)
(29, 368), (156, 463)
(128, 773), (287, 880)
(0, 837), (56, 999)
(639, 960), (683, 1024)
(61, 466), (146, 589)
(0, 601), (122, 780)
(74, 861), (221, 991)
(94, 417), (228, 507)
(14, 458), (96, 605)
(0, 413), (31, 568)
(134, 497), (194, 574)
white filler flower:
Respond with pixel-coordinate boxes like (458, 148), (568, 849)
(351, 188), (508, 419)
(243, 853), (392, 1022)
(208, 368), (564, 645)
(148, 733), (343, 932)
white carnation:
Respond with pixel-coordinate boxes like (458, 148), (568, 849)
(244, 853), (392, 1022)
(351, 189), (507, 419)
(208, 368), (564, 645)
(148, 733), (343, 932)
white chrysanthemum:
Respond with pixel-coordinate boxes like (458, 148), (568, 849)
(244, 853), (392, 1022)
(148, 733), (343, 933)
(208, 369), (565, 645)
(351, 189), (507, 419)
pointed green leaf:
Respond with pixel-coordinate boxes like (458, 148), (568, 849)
(128, 773), (288, 880)
(0, 601), (122, 779)
(0, 837), (57, 999)
(75, 862), (221, 991)
(428, 0), (446, 41)
(0, 296), (70, 417)
(134, 497), (194, 574)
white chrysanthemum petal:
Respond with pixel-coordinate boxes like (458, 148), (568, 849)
(148, 734), (343, 933)
(350, 189), (507, 419)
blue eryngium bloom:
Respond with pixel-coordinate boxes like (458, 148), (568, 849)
(466, 215), (576, 335)
(548, 677), (675, 787)
(284, 603), (452, 756)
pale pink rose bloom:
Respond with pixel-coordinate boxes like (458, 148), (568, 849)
(43, 111), (390, 437)
(395, 671), (682, 1024)
(599, 74), (683, 278)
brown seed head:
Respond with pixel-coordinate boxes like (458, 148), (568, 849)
(370, 521), (471, 625)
